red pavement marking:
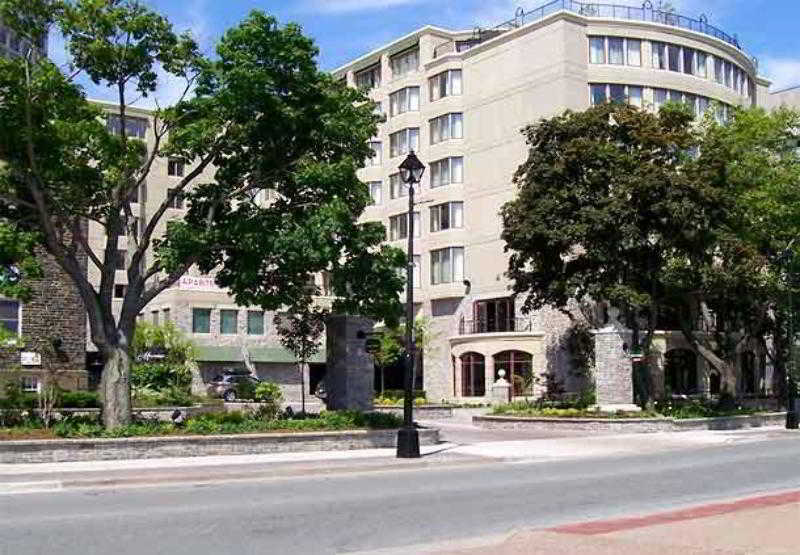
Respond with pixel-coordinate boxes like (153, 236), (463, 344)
(551, 490), (800, 536)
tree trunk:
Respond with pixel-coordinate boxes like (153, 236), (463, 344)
(299, 360), (306, 414)
(100, 345), (133, 429)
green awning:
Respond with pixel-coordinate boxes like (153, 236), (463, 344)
(193, 345), (324, 364)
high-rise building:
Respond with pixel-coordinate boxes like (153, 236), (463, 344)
(335, 2), (772, 402)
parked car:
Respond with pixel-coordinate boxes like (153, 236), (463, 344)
(207, 371), (260, 402)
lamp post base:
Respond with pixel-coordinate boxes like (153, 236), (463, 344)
(396, 426), (420, 458)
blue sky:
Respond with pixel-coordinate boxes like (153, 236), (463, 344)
(53, 0), (800, 106)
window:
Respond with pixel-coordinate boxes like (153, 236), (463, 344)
(163, 308), (170, 323)
(589, 37), (605, 64)
(151, 311), (159, 325)
(429, 69), (462, 101)
(697, 96), (710, 116)
(653, 88), (668, 111)
(389, 173), (407, 199)
(166, 188), (184, 209)
(115, 249), (126, 271)
(355, 64), (381, 90)
(367, 141), (382, 166)
(460, 353), (485, 397)
(609, 84), (626, 104)
(368, 181), (382, 205)
(683, 93), (697, 115)
(107, 114), (147, 138)
(389, 212), (420, 241)
(590, 83), (607, 105)
(389, 128), (419, 158)
(21, 376), (38, 393)
(474, 297), (516, 333)
(220, 310), (238, 334)
(430, 157), (463, 188)
(733, 66), (740, 92)
(668, 44), (680, 72)
(430, 201), (464, 232)
(430, 246), (464, 285)
(390, 47), (419, 78)
(628, 86), (643, 108)
(608, 37), (624, 65)
(113, 284), (127, 299)
(652, 41), (666, 69)
(429, 113), (463, 145)
(247, 311), (265, 335)
(695, 52), (707, 78)
(0, 300), (19, 334)
(389, 87), (420, 116)
(494, 351), (533, 396)
(683, 47), (694, 75)
(714, 57), (724, 83)
(167, 158), (185, 177)
(192, 308), (211, 333)
(724, 61), (732, 87)
(627, 39), (641, 66)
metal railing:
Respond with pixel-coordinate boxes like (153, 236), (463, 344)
(459, 317), (532, 335)
(434, 1), (757, 69)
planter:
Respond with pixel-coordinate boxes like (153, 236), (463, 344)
(4, 405), (219, 422)
(0, 427), (440, 464)
(473, 412), (787, 433)
(373, 405), (454, 419)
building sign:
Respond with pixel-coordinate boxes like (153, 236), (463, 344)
(136, 346), (168, 363)
(20, 352), (42, 366)
(176, 276), (221, 292)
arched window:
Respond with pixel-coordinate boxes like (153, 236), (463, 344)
(494, 351), (533, 396)
(460, 353), (485, 397)
(665, 349), (698, 395)
(741, 351), (757, 395)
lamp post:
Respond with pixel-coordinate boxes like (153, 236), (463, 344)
(397, 150), (425, 458)
(783, 245), (798, 429)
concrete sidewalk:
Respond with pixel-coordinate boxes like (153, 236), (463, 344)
(0, 426), (793, 494)
(430, 490), (800, 554)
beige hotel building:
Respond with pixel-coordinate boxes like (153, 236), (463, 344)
(334, 2), (781, 403)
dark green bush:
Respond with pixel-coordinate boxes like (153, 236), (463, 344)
(381, 389), (426, 401)
(58, 391), (100, 408)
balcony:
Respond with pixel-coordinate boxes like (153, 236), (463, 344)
(458, 317), (532, 335)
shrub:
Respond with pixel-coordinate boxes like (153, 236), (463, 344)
(381, 389), (426, 402)
(58, 391), (100, 408)
(235, 379), (257, 401)
(253, 382), (283, 420)
(132, 362), (191, 391)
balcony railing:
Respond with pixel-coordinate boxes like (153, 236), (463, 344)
(433, 1), (756, 69)
(459, 317), (532, 335)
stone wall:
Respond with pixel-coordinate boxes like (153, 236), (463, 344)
(0, 428), (441, 463)
(473, 413), (787, 433)
(0, 248), (88, 390)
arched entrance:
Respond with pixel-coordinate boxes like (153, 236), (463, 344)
(494, 350), (533, 396)
(460, 352), (485, 397)
(665, 349), (698, 395)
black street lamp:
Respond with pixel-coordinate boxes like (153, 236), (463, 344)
(783, 246), (799, 429)
(397, 150), (425, 458)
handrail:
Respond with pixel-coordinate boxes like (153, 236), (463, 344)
(433, 0), (757, 69)
(458, 317), (532, 335)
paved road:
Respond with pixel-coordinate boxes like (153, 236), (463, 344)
(2, 434), (799, 555)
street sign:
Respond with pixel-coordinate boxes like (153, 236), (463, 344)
(364, 338), (381, 354)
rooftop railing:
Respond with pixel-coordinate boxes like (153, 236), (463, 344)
(434, 1), (757, 69)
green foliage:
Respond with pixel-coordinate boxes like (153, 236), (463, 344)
(234, 379), (257, 402)
(59, 391), (100, 408)
(491, 401), (656, 419)
(654, 398), (757, 419)
(132, 386), (198, 407)
(131, 322), (194, 394)
(253, 382), (283, 420)
(379, 389), (426, 402)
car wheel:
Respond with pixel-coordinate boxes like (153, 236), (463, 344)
(223, 390), (236, 402)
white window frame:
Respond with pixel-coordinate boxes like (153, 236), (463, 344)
(219, 309), (238, 335)
(430, 201), (464, 232)
(389, 127), (419, 158)
(389, 86), (420, 117)
(430, 246), (465, 285)
(390, 47), (419, 79)
(368, 181), (383, 205)
(389, 212), (421, 241)
(389, 173), (407, 199)
(429, 69), (462, 101)
(429, 113), (463, 145)
(430, 157), (464, 188)
(192, 307), (212, 334)
(247, 310), (265, 335)
(355, 64), (381, 90)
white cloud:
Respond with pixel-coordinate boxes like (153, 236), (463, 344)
(760, 57), (800, 91)
(310, 0), (427, 13)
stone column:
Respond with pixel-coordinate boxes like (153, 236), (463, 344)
(593, 308), (638, 410)
(325, 315), (375, 411)
(453, 355), (462, 398)
(484, 355), (495, 400)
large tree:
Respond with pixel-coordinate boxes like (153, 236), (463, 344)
(502, 101), (800, 401)
(0, 0), (404, 428)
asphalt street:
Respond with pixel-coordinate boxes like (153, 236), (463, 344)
(2, 435), (799, 555)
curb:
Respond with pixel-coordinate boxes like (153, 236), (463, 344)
(0, 480), (63, 495)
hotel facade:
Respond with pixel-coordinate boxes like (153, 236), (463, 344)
(334, 1), (777, 403)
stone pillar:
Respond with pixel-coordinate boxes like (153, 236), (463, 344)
(453, 355), (462, 398)
(593, 308), (638, 411)
(491, 371), (511, 405)
(485, 355), (495, 399)
(325, 315), (375, 412)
